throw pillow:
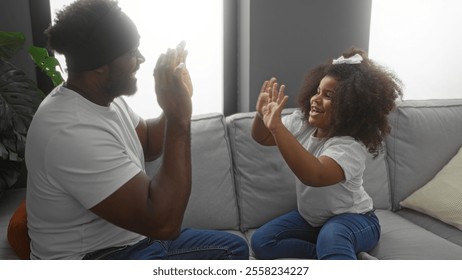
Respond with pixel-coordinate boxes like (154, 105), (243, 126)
(7, 199), (31, 259)
(400, 146), (462, 231)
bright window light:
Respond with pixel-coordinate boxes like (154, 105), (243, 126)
(50, 0), (223, 118)
(369, 0), (462, 100)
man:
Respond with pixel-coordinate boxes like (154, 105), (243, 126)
(25, 0), (248, 260)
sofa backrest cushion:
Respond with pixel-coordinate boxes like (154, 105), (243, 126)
(226, 110), (297, 231)
(386, 99), (462, 210)
(362, 150), (391, 210)
(145, 113), (240, 230)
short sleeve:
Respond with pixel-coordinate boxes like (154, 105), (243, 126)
(116, 97), (141, 128)
(322, 138), (367, 181)
(46, 124), (142, 209)
(282, 109), (307, 136)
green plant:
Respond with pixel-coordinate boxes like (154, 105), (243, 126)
(28, 45), (64, 87)
(0, 31), (63, 198)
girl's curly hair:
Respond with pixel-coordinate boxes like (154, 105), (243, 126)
(298, 48), (403, 157)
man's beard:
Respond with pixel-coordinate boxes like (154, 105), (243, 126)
(106, 73), (138, 98)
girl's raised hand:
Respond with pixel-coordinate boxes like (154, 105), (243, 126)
(262, 82), (289, 132)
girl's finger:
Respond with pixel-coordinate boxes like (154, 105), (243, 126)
(260, 80), (268, 93)
(272, 83), (279, 102)
(277, 85), (286, 103)
(267, 84), (273, 100)
(278, 95), (289, 111)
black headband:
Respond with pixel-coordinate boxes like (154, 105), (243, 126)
(66, 6), (140, 72)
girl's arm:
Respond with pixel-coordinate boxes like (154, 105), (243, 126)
(262, 83), (345, 187)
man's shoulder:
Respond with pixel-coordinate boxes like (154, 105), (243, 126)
(36, 85), (79, 114)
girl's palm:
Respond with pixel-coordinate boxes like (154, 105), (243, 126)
(262, 84), (288, 131)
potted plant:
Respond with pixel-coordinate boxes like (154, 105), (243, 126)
(0, 31), (63, 199)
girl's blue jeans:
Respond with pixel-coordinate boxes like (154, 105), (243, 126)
(251, 210), (380, 260)
(83, 228), (249, 260)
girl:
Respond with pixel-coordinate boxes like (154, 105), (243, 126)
(250, 48), (403, 260)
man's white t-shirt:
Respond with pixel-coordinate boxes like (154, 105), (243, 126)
(282, 110), (374, 227)
(26, 85), (145, 259)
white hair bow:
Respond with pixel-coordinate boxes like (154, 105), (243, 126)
(332, 53), (363, 65)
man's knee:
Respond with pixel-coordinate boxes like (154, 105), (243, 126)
(225, 233), (249, 259)
(250, 230), (275, 259)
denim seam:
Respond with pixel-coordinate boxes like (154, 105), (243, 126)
(167, 246), (234, 259)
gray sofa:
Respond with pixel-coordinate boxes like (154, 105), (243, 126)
(1, 98), (462, 259)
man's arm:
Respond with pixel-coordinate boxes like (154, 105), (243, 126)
(137, 42), (192, 162)
(90, 118), (191, 240)
(90, 42), (193, 240)
(136, 114), (166, 162)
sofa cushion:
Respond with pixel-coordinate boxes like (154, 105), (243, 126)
(371, 210), (462, 259)
(226, 110), (297, 231)
(400, 146), (462, 231)
(362, 148), (391, 210)
(386, 99), (462, 210)
(145, 113), (240, 230)
(397, 208), (462, 247)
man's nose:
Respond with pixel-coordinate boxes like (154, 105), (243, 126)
(136, 49), (145, 64)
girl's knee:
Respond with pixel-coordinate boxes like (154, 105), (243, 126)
(316, 222), (356, 260)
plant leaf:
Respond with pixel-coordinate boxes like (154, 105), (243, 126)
(28, 45), (48, 64)
(0, 60), (44, 158)
(0, 32), (25, 61)
(0, 159), (22, 196)
(28, 46), (64, 86)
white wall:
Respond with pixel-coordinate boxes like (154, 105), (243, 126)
(50, 0), (223, 119)
(369, 0), (462, 100)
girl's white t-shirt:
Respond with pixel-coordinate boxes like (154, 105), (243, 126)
(282, 110), (374, 227)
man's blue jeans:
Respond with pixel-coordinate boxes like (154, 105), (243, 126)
(251, 210), (380, 260)
(84, 228), (249, 260)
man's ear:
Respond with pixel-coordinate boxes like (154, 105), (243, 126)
(94, 65), (109, 74)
